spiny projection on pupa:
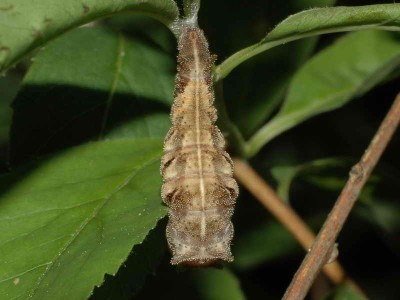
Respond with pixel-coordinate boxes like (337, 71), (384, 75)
(160, 24), (239, 266)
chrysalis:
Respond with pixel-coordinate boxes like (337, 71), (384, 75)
(161, 25), (238, 266)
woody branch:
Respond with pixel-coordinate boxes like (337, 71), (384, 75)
(283, 93), (400, 300)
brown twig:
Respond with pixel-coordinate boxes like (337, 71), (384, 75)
(282, 93), (400, 300)
(233, 159), (354, 287)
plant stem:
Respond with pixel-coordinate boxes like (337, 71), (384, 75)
(233, 159), (353, 286)
(282, 93), (400, 300)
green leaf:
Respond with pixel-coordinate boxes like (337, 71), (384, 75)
(232, 39), (317, 137)
(136, 260), (245, 300)
(0, 0), (179, 72)
(0, 75), (20, 144)
(106, 113), (171, 140)
(104, 15), (176, 54)
(191, 269), (245, 300)
(90, 219), (167, 300)
(246, 31), (400, 157)
(357, 200), (400, 234)
(0, 138), (166, 299)
(10, 27), (174, 163)
(271, 157), (400, 235)
(232, 220), (301, 270)
(271, 158), (348, 199)
(228, 0), (336, 137)
(324, 283), (365, 300)
(0, 73), (21, 169)
(270, 165), (302, 201)
(215, 4), (400, 80)
(270, 157), (377, 206)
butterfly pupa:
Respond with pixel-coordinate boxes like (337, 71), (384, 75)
(161, 26), (238, 267)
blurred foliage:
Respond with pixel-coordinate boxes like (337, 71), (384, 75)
(246, 30), (400, 156)
(0, 0), (399, 299)
(324, 283), (366, 300)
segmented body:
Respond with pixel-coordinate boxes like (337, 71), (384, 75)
(161, 27), (238, 266)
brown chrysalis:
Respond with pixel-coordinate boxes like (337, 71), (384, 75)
(161, 25), (238, 266)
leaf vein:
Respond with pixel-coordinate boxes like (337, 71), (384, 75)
(0, 262), (51, 284)
(99, 33), (126, 138)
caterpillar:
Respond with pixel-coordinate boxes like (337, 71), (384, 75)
(161, 25), (238, 267)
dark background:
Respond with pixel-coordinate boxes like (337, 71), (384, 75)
(1, 0), (399, 299)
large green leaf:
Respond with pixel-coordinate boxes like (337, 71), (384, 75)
(106, 113), (171, 140)
(215, 4), (400, 80)
(0, 138), (166, 300)
(104, 15), (176, 54)
(226, 0), (336, 137)
(10, 27), (174, 163)
(246, 30), (400, 157)
(0, 0), (179, 72)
